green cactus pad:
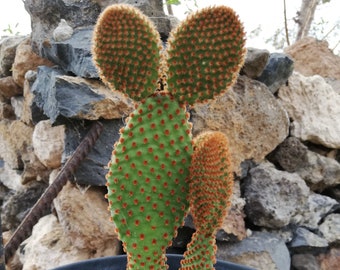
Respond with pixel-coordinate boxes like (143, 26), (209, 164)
(166, 6), (246, 105)
(92, 4), (162, 101)
(180, 131), (234, 270)
(106, 93), (193, 269)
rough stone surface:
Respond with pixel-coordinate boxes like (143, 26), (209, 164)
(217, 231), (290, 270)
(317, 248), (340, 270)
(0, 76), (23, 99)
(0, 35), (26, 77)
(284, 37), (340, 80)
(53, 181), (120, 253)
(32, 120), (65, 169)
(63, 119), (123, 186)
(244, 162), (310, 228)
(269, 136), (340, 191)
(191, 75), (289, 175)
(0, 163), (24, 192)
(0, 120), (33, 170)
(319, 214), (340, 244)
(241, 47), (270, 78)
(12, 38), (54, 88)
(256, 52), (294, 94)
(31, 66), (134, 124)
(299, 193), (338, 230)
(289, 227), (328, 253)
(1, 180), (48, 231)
(291, 254), (320, 270)
(278, 71), (340, 148)
(42, 28), (98, 78)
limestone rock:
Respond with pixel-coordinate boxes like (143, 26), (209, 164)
(10, 96), (24, 120)
(0, 163), (24, 192)
(278, 71), (340, 149)
(31, 66), (134, 124)
(12, 38), (54, 88)
(19, 214), (105, 270)
(0, 120), (33, 169)
(244, 162), (310, 228)
(241, 47), (270, 78)
(0, 35), (26, 77)
(42, 28), (98, 78)
(62, 119), (124, 186)
(32, 120), (65, 169)
(284, 37), (340, 80)
(256, 52), (294, 94)
(319, 214), (340, 244)
(53, 181), (120, 254)
(0, 76), (22, 99)
(217, 231), (290, 270)
(191, 75), (289, 175)
(53, 19), (74, 42)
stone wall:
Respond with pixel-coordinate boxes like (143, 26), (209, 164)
(1, 1), (340, 269)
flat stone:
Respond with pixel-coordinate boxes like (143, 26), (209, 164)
(289, 227), (328, 253)
(244, 162), (310, 228)
(31, 66), (134, 124)
(291, 254), (319, 270)
(191, 75), (289, 175)
(278, 71), (340, 148)
(217, 231), (290, 270)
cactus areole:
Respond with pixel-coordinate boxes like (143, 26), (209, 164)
(92, 3), (245, 269)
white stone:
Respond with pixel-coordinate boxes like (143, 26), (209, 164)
(32, 120), (65, 169)
(278, 72), (340, 148)
(53, 19), (73, 42)
(319, 214), (340, 244)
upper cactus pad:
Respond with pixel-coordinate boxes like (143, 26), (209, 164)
(165, 6), (246, 105)
(92, 4), (162, 101)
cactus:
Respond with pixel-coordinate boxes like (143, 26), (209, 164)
(92, 3), (245, 269)
(180, 131), (234, 270)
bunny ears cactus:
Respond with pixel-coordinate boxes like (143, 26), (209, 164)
(92, 3), (245, 270)
(92, 4), (246, 105)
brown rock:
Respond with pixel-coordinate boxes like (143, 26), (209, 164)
(53, 181), (120, 254)
(0, 76), (22, 98)
(0, 120), (33, 169)
(12, 37), (53, 88)
(0, 102), (15, 120)
(241, 47), (270, 78)
(191, 75), (289, 175)
(318, 248), (340, 270)
(284, 37), (340, 79)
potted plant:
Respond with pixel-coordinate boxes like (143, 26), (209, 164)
(53, 4), (253, 270)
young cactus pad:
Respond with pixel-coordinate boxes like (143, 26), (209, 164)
(106, 92), (193, 269)
(166, 6), (246, 105)
(92, 4), (162, 101)
(180, 131), (234, 270)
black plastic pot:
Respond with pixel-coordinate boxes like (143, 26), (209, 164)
(52, 254), (255, 270)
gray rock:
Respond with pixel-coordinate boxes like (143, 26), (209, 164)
(53, 19), (74, 42)
(31, 66), (133, 124)
(1, 181), (48, 231)
(42, 28), (98, 78)
(256, 52), (294, 94)
(299, 193), (338, 230)
(241, 47), (270, 78)
(62, 119), (124, 186)
(268, 136), (340, 191)
(289, 227), (328, 253)
(217, 231), (290, 270)
(291, 254), (319, 270)
(244, 162), (310, 228)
